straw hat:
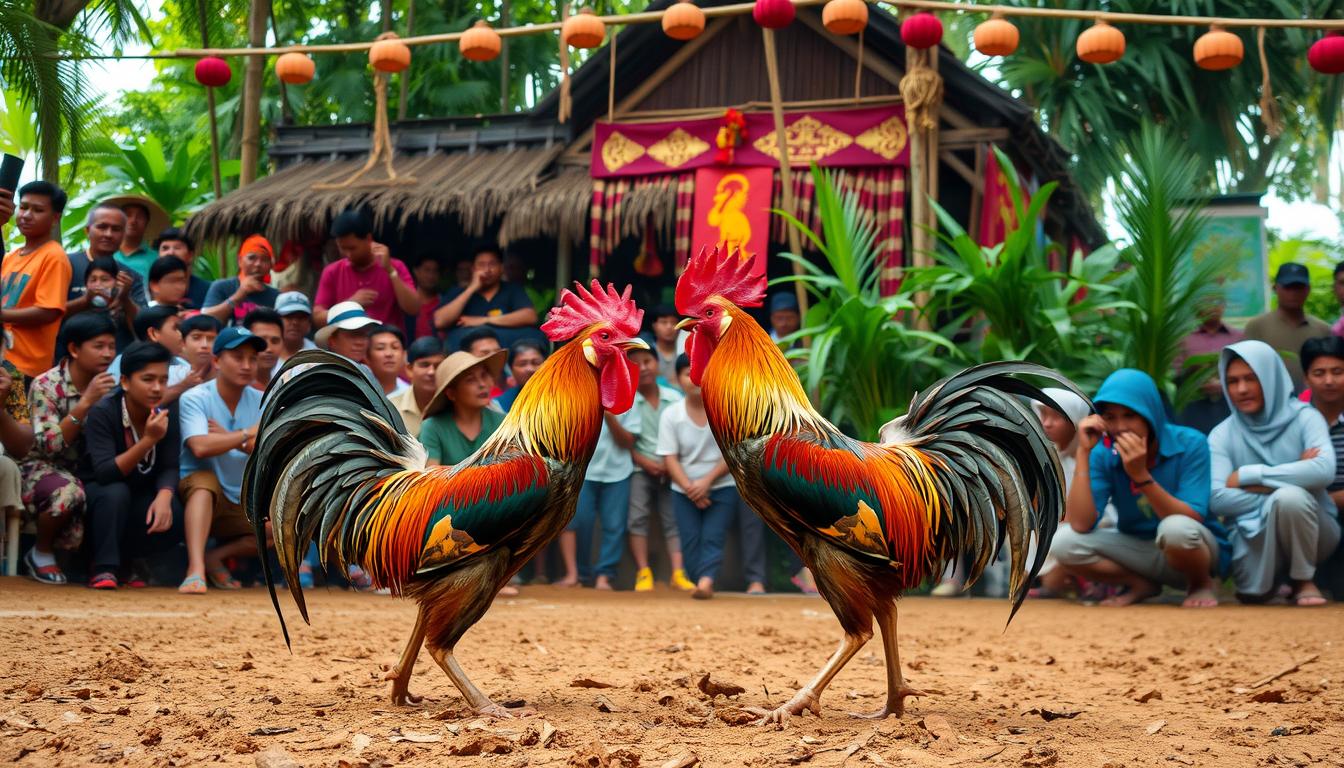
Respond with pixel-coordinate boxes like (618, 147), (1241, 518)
(423, 350), (507, 418)
(102, 194), (170, 243)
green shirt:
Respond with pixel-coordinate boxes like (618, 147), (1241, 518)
(117, 244), (157, 280)
(421, 407), (505, 466)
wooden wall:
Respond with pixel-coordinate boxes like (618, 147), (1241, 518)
(633, 15), (898, 112)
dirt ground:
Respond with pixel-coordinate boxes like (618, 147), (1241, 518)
(2, 580), (1341, 768)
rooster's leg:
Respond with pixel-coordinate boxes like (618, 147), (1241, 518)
(748, 630), (871, 725)
(850, 604), (934, 719)
(428, 646), (534, 719)
(384, 607), (426, 706)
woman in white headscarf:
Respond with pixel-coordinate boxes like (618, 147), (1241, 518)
(1029, 387), (1105, 597)
(1210, 340), (1340, 605)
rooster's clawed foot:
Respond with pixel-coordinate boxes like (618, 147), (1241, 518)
(384, 668), (423, 706)
(746, 688), (821, 726)
(848, 686), (937, 719)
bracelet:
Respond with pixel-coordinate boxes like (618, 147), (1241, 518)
(67, 412), (81, 425)
(1134, 478), (1155, 488)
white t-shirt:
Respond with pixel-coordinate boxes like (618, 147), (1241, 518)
(655, 400), (735, 494)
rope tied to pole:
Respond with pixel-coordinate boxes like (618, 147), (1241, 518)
(1257, 27), (1283, 138)
(314, 33), (417, 190)
(900, 46), (942, 132)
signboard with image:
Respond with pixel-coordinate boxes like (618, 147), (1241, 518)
(1188, 199), (1269, 323)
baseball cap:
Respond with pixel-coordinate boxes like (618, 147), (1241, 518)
(1274, 263), (1310, 287)
(213, 326), (269, 355)
(275, 291), (313, 316)
(769, 292), (800, 313)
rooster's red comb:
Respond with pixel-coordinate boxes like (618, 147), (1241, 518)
(674, 245), (765, 315)
(541, 281), (643, 342)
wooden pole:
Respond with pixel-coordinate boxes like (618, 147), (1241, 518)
(238, 0), (269, 187)
(761, 28), (809, 323)
(398, 0), (414, 120)
(500, 0), (511, 112)
(906, 47), (927, 272)
(196, 0), (223, 201)
(925, 48), (939, 234)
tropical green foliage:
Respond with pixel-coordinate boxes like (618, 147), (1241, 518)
(1106, 123), (1221, 407)
(960, 0), (1344, 202)
(903, 146), (1131, 393)
(774, 166), (959, 440)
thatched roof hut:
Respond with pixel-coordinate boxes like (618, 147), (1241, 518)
(187, 0), (1104, 290)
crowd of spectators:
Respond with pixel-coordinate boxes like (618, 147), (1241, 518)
(2, 181), (1340, 604)
(0, 186), (781, 595)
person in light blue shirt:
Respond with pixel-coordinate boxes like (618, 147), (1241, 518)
(175, 326), (267, 594)
(558, 402), (641, 589)
(1209, 340), (1340, 605)
(1054, 368), (1228, 608)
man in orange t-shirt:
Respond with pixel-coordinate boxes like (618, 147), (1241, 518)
(1, 181), (72, 380)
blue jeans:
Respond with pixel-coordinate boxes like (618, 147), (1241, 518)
(570, 478), (631, 581)
(673, 486), (743, 583)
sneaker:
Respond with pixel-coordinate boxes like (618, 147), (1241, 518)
(634, 567), (654, 592)
(670, 568), (696, 591)
(24, 548), (66, 585)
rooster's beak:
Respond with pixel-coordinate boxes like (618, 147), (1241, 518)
(675, 317), (698, 331)
(618, 337), (650, 351)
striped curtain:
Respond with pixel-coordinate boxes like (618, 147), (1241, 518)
(770, 166), (907, 296)
(589, 173), (695, 277)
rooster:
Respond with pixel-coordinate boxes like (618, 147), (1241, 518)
(674, 247), (1086, 724)
(244, 282), (647, 717)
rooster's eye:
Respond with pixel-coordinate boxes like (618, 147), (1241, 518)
(600, 332), (610, 341)
(705, 308), (715, 317)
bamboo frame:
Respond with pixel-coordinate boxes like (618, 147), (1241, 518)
(28, 0), (1341, 61)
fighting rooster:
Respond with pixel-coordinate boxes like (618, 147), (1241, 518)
(243, 282), (646, 717)
(674, 247), (1085, 724)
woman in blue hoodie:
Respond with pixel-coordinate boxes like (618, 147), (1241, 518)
(1054, 369), (1229, 607)
(1209, 340), (1340, 605)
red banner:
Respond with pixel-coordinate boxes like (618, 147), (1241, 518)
(592, 105), (908, 179)
(691, 166), (773, 283)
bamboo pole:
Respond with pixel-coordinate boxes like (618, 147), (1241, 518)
(762, 27), (809, 324)
(398, 0), (415, 120)
(196, 0), (223, 202)
(29, 0), (1340, 61)
(238, 0), (268, 187)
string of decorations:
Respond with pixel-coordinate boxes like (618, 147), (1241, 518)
(175, 0), (1344, 94)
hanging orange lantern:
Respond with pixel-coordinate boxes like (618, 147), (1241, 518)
(369, 32), (411, 73)
(275, 52), (315, 84)
(662, 0), (706, 41)
(1076, 20), (1125, 64)
(562, 7), (606, 49)
(822, 0), (868, 36)
(1193, 26), (1243, 71)
(460, 20), (502, 62)
(973, 14), (1019, 57)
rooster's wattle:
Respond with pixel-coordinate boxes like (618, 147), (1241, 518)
(243, 282), (646, 716)
(674, 247), (1086, 723)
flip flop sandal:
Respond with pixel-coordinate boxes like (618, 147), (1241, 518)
(24, 550), (67, 585)
(1294, 591), (1327, 607)
(206, 567), (242, 590)
(178, 575), (208, 594)
(88, 572), (119, 590)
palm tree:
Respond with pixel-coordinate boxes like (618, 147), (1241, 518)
(962, 0), (1344, 199)
(1, 0), (152, 182)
